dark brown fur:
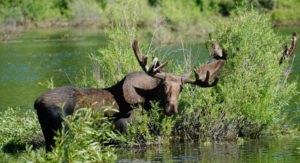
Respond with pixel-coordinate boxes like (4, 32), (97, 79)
(34, 72), (172, 151)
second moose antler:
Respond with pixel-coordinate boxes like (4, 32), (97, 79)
(183, 41), (227, 87)
(279, 32), (297, 65)
(183, 60), (226, 87)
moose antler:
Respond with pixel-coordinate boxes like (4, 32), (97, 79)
(183, 60), (226, 87)
(132, 40), (167, 79)
(279, 32), (297, 64)
(211, 41), (227, 60)
(287, 32), (297, 58)
(183, 41), (227, 87)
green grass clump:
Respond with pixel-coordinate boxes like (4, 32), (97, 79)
(0, 107), (41, 151)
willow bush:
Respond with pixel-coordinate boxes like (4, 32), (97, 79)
(0, 107), (41, 151)
(26, 109), (120, 162)
(175, 10), (297, 140)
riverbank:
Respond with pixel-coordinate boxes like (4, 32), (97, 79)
(1, 0), (300, 43)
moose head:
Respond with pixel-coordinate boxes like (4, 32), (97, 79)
(132, 40), (226, 115)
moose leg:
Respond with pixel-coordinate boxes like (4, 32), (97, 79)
(36, 106), (62, 152)
(113, 111), (133, 132)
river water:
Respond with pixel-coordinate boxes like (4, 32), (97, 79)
(116, 137), (300, 162)
(0, 28), (106, 110)
(0, 27), (299, 162)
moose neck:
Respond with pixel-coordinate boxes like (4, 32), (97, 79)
(135, 79), (165, 101)
(105, 78), (132, 112)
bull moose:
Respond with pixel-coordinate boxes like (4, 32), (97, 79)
(34, 40), (226, 151)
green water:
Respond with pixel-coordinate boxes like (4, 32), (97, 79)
(0, 28), (107, 110)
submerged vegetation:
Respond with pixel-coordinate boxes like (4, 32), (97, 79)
(0, 1), (299, 162)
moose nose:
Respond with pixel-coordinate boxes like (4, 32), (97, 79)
(165, 104), (178, 116)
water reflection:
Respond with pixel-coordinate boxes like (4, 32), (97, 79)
(116, 137), (300, 162)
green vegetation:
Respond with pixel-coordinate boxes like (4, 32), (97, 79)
(0, 1), (298, 162)
(0, 0), (70, 22)
(1, 0), (300, 35)
(271, 0), (300, 26)
(26, 109), (119, 162)
(0, 108), (41, 162)
(175, 10), (297, 140)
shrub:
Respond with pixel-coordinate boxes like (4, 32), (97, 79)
(175, 9), (297, 140)
(0, 107), (40, 150)
(68, 0), (107, 25)
(0, 0), (68, 23)
(27, 108), (121, 162)
(125, 103), (177, 145)
(261, 0), (300, 25)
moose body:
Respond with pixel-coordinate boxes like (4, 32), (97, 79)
(35, 40), (226, 151)
(35, 72), (168, 151)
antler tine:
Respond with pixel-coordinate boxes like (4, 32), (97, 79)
(183, 60), (226, 87)
(132, 40), (167, 79)
(182, 69), (212, 87)
(153, 59), (168, 73)
(132, 40), (148, 72)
